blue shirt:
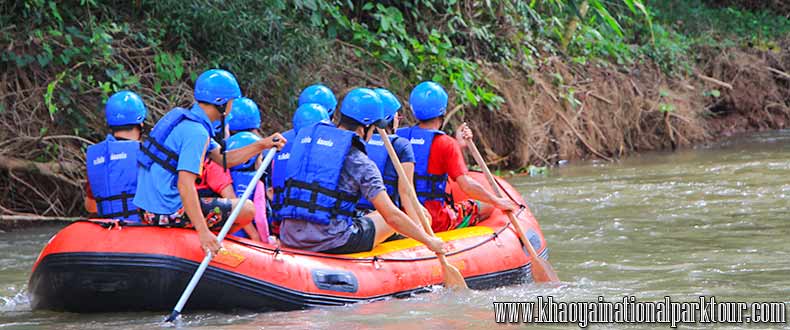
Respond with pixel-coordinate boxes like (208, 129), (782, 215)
(391, 135), (415, 165)
(134, 104), (215, 214)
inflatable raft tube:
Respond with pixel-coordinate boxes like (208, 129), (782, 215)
(28, 172), (550, 312)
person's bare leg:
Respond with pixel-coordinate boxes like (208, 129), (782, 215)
(242, 223), (262, 241)
(366, 212), (396, 246)
(226, 199), (256, 232)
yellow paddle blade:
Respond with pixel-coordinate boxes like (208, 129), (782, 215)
(531, 255), (560, 283)
(442, 263), (469, 290)
(438, 254), (468, 290)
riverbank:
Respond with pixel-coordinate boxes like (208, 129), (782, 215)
(464, 40), (790, 168)
(0, 1), (788, 217)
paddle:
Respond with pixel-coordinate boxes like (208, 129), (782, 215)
(464, 133), (560, 283)
(165, 146), (278, 322)
(375, 127), (468, 290)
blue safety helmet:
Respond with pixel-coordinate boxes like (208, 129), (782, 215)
(194, 69), (242, 106)
(339, 88), (384, 127)
(409, 81), (448, 121)
(373, 88), (401, 123)
(293, 103), (330, 132)
(105, 90), (147, 127)
(298, 84), (338, 116)
(228, 97), (261, 131)
(226, 131), (261, 169)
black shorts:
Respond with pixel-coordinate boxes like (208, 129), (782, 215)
(139, 197), (234, 230)
(322, 217), (377, 254)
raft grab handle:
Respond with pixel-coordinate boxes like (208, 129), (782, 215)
(311, 269), (358, 293)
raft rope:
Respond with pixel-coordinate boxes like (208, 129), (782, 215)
(462, 169), (529, 211)
(80, 219), (525, 263)
(79, 174), (533, 263)
(490, 173), (528, 210)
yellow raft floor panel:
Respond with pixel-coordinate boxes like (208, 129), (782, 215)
(342, 225), (496, 258)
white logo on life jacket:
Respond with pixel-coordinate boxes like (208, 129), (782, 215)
(277, 152), (290, 161)
(368, 139), (384, 146)
(316, 138), (334, 147)
(300, 137), (312, 144)
(92, 156), (105, 165)
(410, 138), (426, 145)
(110, 152), (127, 161)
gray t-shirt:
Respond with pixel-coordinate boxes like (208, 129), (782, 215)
(279, 146), (386, 251)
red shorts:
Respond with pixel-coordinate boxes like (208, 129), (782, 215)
(425, 199), (481, 233)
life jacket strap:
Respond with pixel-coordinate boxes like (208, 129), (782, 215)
(270, 186), (286, 213)
(383, 178), (398, 187)
(140, 137), (179, 174)
(414, 173), (447, 183)
(282, 179), (359, 218)
(197, 189), (220, 198)
(413, 173), (448, 201)
(280, 198), (357, 218)
(95, 192), (137, 218)
(233, 165), (257, 172)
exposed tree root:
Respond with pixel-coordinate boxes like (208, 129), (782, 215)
(1, 32), (788, 217)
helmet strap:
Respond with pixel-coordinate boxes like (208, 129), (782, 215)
(363, 125), (375, 141)
(219, 107), (228, 172)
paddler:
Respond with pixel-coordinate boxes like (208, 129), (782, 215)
(355, 88), (425, 227)
(224, 97), (268, 242)
(84, 91), (147, 222)
(297, 84), (338, 121)
(134, 69), (285, 255)
(396, 81), (517, 233)
(268, 102), (332, 236)
(276, 87), (445, 254)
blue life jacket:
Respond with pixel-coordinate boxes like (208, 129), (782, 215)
(357, 133), (401, 210)
(138, 107), (212, 174)
(269, 129), (296, 223)
(86, 135), (140, 221)
(230, 160), (257, 201)
(277, 122), (361, 226)
(396, 126), (448, 204)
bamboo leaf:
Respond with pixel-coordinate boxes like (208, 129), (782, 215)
(590, 0), (623, 37)
(623, 0), (637, 14)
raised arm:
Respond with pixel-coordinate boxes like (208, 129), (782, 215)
(208, 133), (286, 168)
(455, 174), (516, 211)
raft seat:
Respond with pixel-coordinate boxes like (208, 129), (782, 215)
(340, 225), (495, 258)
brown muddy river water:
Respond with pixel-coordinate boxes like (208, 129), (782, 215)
(1, 130), (788, 329)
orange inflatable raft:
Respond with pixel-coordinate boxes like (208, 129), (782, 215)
(28, 172), (550, 312)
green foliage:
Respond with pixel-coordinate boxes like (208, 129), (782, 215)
(658, 89), (675, 113)
(639, 24), (692, 75)
(658, 103), (675, 113)
(3, 0), (788, 138)
(153, 52), (184, 93)
(0, 1), (143, 135)
(703, 89), (721, 98)
(652, 0), (790, 45)
(297, 1), (506, 109)
(1, 0), (326, 136)
(141, 0), (323, 95)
